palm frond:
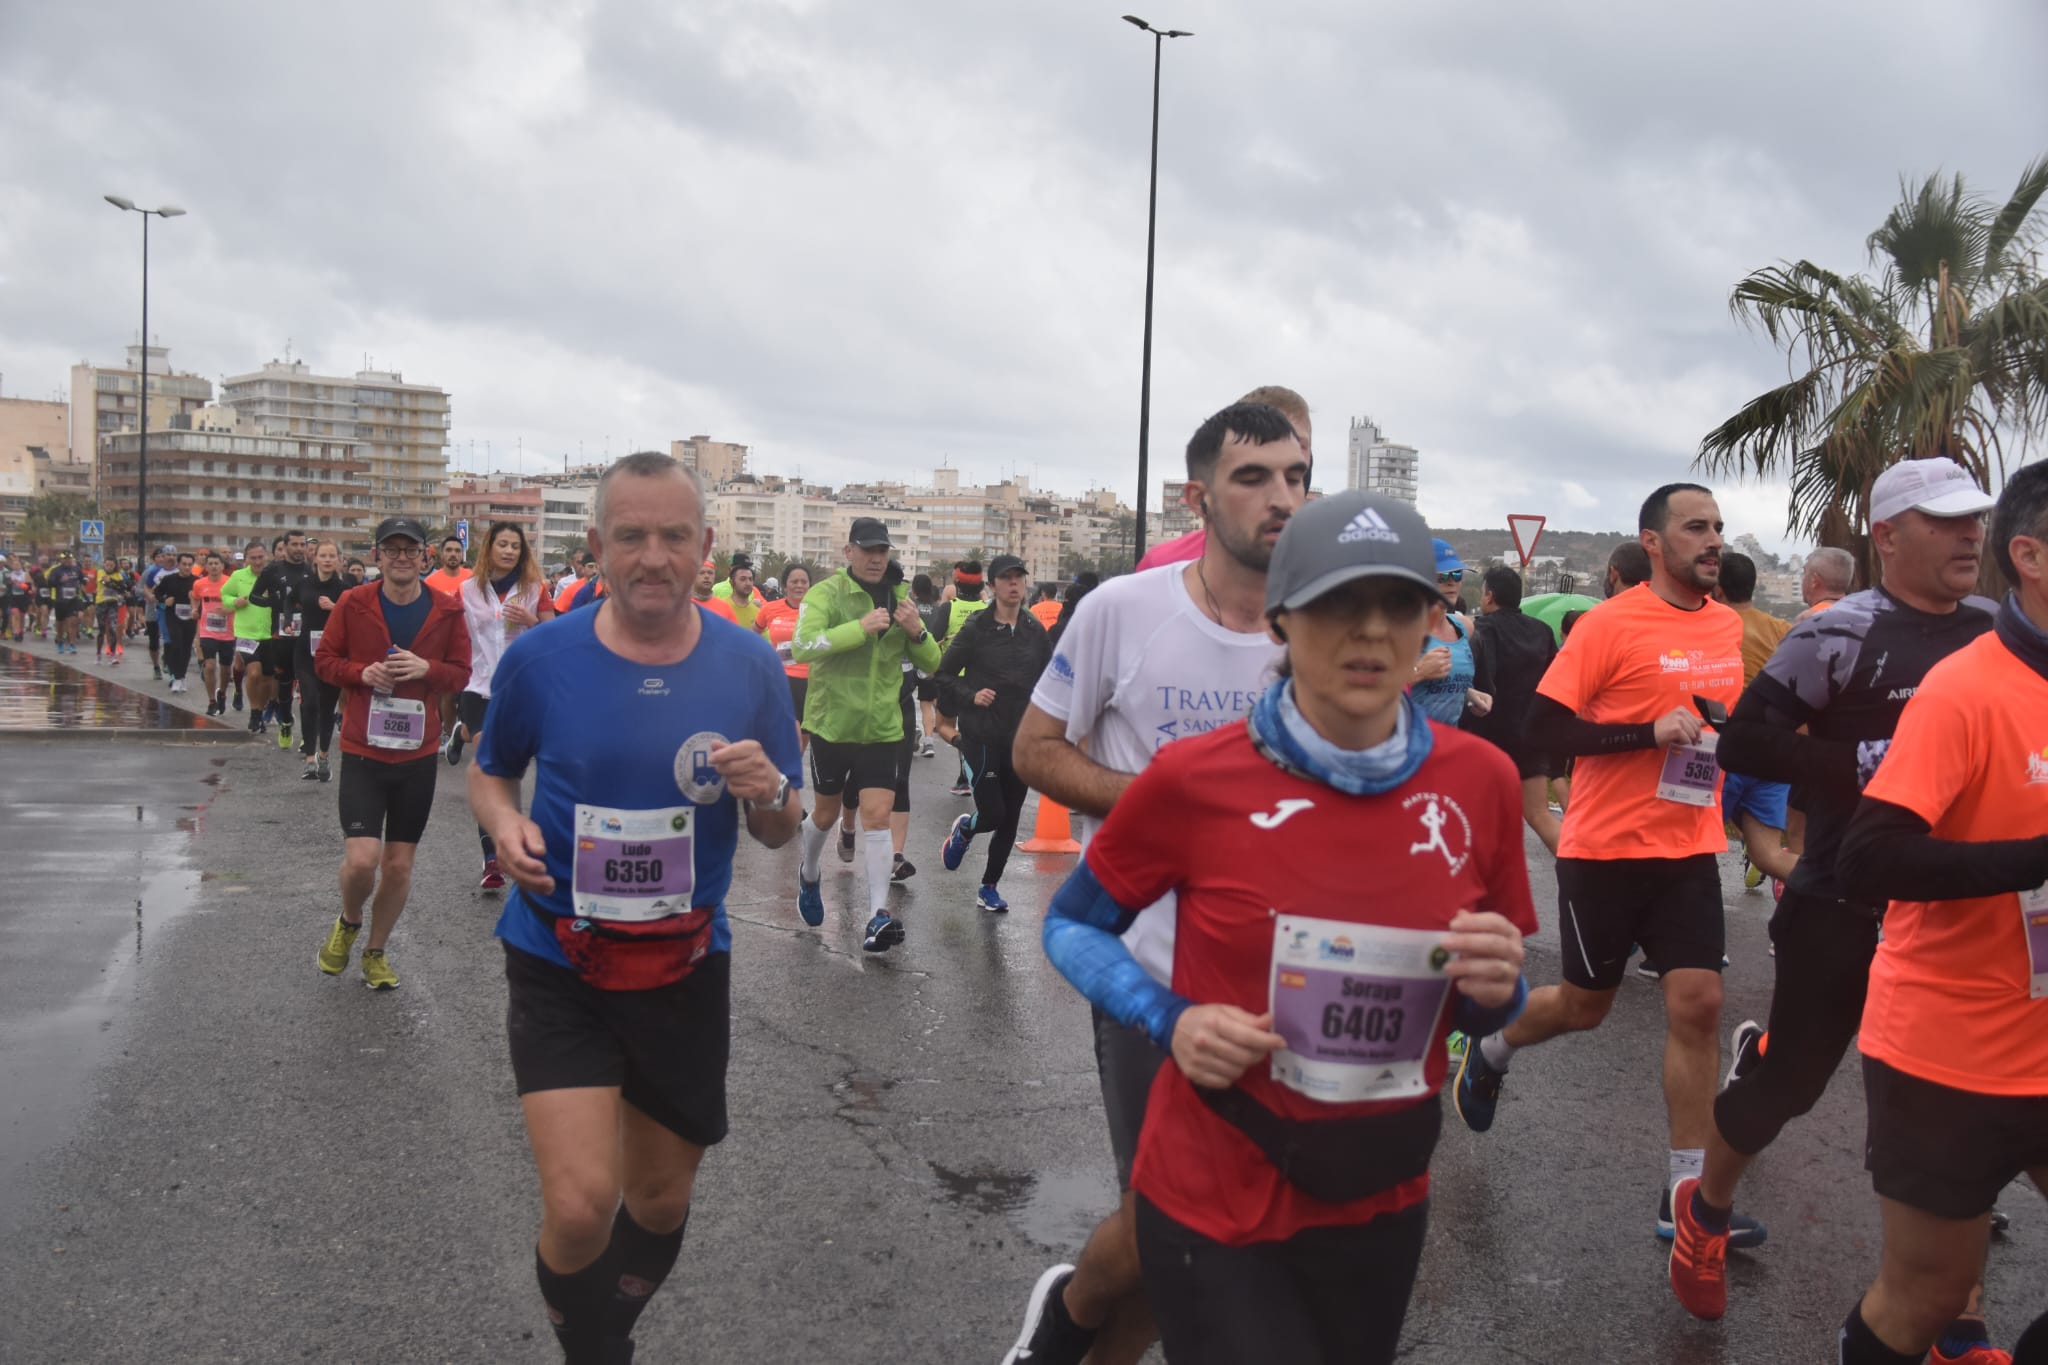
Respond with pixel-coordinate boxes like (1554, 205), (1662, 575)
(1984, 155), (2048, 280)
(1869, 172), (1986, 297)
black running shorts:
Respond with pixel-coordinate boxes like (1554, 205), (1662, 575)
(200, 638), (235, 665)
(787, 676), (808, 724)
(337, 752), (438, 844)
(258, 637), (297, 682)
(1554, 854), (1724, 991)
(1862, 1056), (2048, 1220)
(1093, 1007), (1166, 1190)
(807, 736), (899, 799)
(504, 942), (731, 1148)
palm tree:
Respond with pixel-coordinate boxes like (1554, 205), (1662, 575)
(1696, 156), (2048, 585)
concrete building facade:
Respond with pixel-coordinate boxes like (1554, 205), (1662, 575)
(1345, 416), (1419, 503)
(95, 405), (372, 556)
(222, 360), (451, 527)
(672, 435), (748, 487)
(70, 346), (214, 496)
(0, 397), (70, 548)
(448, 477), (545, 548)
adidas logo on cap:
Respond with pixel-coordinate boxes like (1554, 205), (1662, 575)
(1338, 507), (1401, 544)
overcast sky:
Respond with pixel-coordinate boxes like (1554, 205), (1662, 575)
(4, 0), (2044, 551)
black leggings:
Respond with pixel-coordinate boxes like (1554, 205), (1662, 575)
(460, 692), (495, 859)
(164, 619), (197, 680)
(295, 646), (340, 756)
(1137, 1195), (1428, 1365)
(962, 736), (1027, 886)
(1713, 888), (1881, 1155)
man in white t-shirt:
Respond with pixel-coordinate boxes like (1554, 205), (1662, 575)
(1000, 398), (1309, 1365)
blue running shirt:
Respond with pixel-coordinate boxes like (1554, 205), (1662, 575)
(477, 607), (804, 972)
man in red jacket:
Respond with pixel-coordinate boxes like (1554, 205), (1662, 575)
(312, 517), (473, 990)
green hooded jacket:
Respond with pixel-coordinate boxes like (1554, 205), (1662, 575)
(792, 566), (942, 743)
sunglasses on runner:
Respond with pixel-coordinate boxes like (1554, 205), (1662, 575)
(1437, 570), (1464, 583)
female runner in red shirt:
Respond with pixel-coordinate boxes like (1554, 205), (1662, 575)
(1043, 491), (1536, 1364)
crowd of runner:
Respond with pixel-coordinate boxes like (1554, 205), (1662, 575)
(6, 399), (2043, 1365)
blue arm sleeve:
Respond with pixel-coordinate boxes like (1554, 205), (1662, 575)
(1452, 975), (1527, 1039)
(1041, 861), (1191, 1052)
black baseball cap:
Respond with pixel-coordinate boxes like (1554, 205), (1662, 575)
(847, 517), (892, 549)
(987, 554), (1028, 578)
(374, 516), (429, 546)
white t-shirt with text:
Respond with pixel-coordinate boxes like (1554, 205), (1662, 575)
(1028, 563), (1282, 982)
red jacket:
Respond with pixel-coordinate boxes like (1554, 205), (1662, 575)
(315, 582), (472, 762)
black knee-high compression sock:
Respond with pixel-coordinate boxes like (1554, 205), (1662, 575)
(605, 1205), (687, 1341)
(536, 1245), (613, 1365)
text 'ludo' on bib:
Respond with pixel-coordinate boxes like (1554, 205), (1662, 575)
(573, 804), (696, 923)
(1268, 915), (1453, 1104)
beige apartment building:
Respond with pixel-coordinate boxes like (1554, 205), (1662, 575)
(70, 345), (214, 497)
(711, 484), (840, 566)
(449, 477), (545, 547)
(96, 405), (372, 556)
(0, 397), (70, 549)
(672, 435), (748, 487)
(222, 360), (451, 526)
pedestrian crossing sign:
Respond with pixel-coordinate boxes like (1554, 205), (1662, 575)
(79, 520), (104, 544)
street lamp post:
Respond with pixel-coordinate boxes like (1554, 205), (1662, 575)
(103, 195), (186, 565)
(1122, 15), (1189, 566)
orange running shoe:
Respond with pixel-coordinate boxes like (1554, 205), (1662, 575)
(1668, 1177), (1728, 1321)
(1930, 1344), (2011, 1364)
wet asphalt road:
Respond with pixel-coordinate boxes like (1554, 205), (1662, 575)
(0, 632), (2040, 1365)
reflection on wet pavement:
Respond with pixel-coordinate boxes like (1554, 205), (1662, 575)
(0, 645), (233, 733)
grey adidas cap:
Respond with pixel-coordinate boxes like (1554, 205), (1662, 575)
(1265, 491), (1440, 616)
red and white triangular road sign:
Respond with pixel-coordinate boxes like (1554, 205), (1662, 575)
(1508, 515), (1546, 568)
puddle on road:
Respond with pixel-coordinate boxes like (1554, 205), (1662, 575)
(929, 1161), (1118, 1250)
(0, 646), (227, 732)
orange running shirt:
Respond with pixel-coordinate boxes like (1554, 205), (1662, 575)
(1030, 599), (1063, 630)
(697, 595), (737, 623)
(1536, 584), (1743, 860)
(754, 598), (807, 678)
(424, 566), (473, 599)
(1857, 633), (2048, 1096)
(1733, 604), (1791, 690)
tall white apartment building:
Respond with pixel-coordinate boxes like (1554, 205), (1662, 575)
(70, 345), (214, 497)
(222, 360), (451, 525)
(1344, 416), (1419, 503)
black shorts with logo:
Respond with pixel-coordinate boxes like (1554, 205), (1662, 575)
(808, 735), (900, 799)
(1555, 853), (1724, 991)
(504, 942), (731, 1148)
(259, 636), (297, 682)
(337, 752), (438, 844)
(1863, 1056), (2048, 1219)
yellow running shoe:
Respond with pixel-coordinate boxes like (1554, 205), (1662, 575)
(1742, 854), (1765, 891)
(360, 948), (399, 991)
(317, 916), (362, 975)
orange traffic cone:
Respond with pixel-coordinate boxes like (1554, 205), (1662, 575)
(1020, 796), (1081, 854)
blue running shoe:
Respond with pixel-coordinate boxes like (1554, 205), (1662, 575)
(1657, 1188), (1768, 1249)
(1454, 1037), (1505, 1133)
(797, 875), (824, 927)
(977, 884), (1009, 913)
(942, 813), (973, 872)
(863, 911), (904, 953)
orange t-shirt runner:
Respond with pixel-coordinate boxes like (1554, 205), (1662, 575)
(423, 565), (472, 599)
(1857, 632), (2048, 1097)
(753, 598), (807, 679)
(1535, 583), (1743, 860)
(1029, 599), (1063, 630)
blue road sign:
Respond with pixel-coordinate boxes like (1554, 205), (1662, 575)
(79, 520), (104, 544)
(455, 518), (469, 551)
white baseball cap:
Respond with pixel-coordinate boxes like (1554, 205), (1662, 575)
(1870, 457), (1995, 524)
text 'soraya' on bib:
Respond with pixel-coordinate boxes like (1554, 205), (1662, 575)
(1269, 915), (1452, 1104)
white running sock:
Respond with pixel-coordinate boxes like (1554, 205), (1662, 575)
(799, 818), (829, 882)
(1669, 1147), (1704, 1196)
(1479, 1033), (1518, 1071)
(862, 830), (894, 916)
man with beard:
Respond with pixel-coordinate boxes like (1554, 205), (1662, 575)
(1000, 401), (1306, 1365)
(790, 517), (940, 952)
(1456, 484), (1752, 1245)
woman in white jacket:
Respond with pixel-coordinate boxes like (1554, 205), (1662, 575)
(446, 522), (554, 890)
